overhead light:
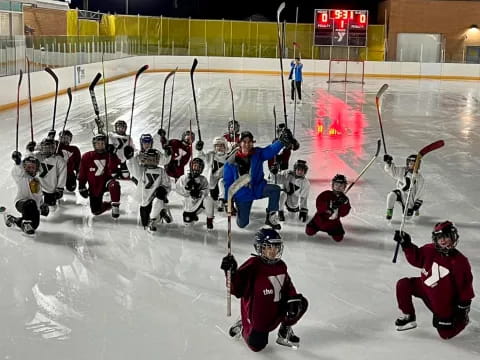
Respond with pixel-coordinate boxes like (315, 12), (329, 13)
(469, 24), (478, 30)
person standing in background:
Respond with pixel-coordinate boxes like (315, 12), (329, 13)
(289, 57), (303, 104)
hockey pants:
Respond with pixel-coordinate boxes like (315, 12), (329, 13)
(15, 199), (40, 229)
(396, 277), (468, 339)
(89, 180), (121, 215)
(305, 214), (345, 241)
(236, 184), (280, 228)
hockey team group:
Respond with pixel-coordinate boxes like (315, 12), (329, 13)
(4, 81), (474, 352)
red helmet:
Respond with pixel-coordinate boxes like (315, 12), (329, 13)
(432, 221), (459, 255)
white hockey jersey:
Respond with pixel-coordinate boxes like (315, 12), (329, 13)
(384, 162), (424, 205)
(109, 133), (135, 163)
(33, 153), (67, 193)
(126, 155), (172, 207)
(11, 165), (43, 209)
(175, 173), (209, 212)
(195, 149), (228, 189)
(277, 170), (310, 210)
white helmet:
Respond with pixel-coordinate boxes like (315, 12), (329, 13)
(212, 136), (227, 155)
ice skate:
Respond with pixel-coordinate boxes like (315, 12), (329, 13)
(276, 324), (299, 348)
(147, 219), (157, 232)
(228, 319), (242, 339)
(278, 210), (285, 222)
(206, 217), (214, 230)
(395, 314), (417, 331)
(21, 220), (35, 235)
(111, 204), (120, 219)
(265, 211), (281, 230)
(386, 209), (393, 220)
(4, 213), (18, 228)
(217, 199), (225, 212)
(160, 209), (172, 223)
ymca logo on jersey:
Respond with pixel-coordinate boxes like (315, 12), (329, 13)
(144, 173), (160, 189)
(39, 163), (54, 178)
(267, 274), (285, 302)
(423, 262), (450, 287)
(61, 149), (73, 162)
(92, 159), (106, 176)
(174, 148), (187, 164)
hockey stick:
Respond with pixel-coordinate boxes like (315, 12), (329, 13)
(161, 69), (176, 130)
(392, 140), (445, 263)
(190, 58), (202, 142)
(226, 173), (251, 316)
(228, 79), (236, 147)
(167, 68), (178, 139)
(26, 57), (33, 141)
(345, 139), (381, 193)
(16, 70), (23, 153)
(55, 88), (72, 154)
(89, 72), (104, 134)
(272, 105), (278, 184)
(376, 84), (389, 154)
(129, 65), (149, 140)
(101, 52), (108, 134)
(276, 2), (288, 127)
(45, 67), (58, 131)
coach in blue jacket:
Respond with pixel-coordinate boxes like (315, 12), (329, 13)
(224, 129), (298, 229)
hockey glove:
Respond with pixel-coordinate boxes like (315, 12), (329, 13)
(195, 140), (204, 152)
(157, 128), (166, 137)
(383, 154), (393, 165)
(190, 187), (202, 199)
(47, 130), (56, 140)
(106, 144), (116, 155)
(332, 193), (348, 209)
(11, 151), (22, 165)
(278, 128), (295, 148)
(163, 145), (172, 157)
(285, 294), (308, 320)
(40, 203), (49, 217)
(269, 163), (280, 175)
(55, 188), (64, 200)
(220, 254), (237, 275)
(393, 230), (412, 247)
(123, 145), (134, 160)
(433, 315), (454, 330)
(26, 141), (36, 152)
(412, 199), (423, 211)
(155, 186), (168, 201)
(455, 301), (471, 324)
(299, 208), (308, 222)
(79, 187), (89, 199)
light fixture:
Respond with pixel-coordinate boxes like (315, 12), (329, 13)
(469, 24), (478, 30)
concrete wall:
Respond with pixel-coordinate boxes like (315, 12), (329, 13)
(383, 0), (480, 62)
(2, 55), (480, 110)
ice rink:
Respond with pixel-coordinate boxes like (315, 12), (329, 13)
(0, 67), (479, 359)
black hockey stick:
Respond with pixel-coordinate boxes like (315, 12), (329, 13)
(392, 140), (445, 263)
(226, 174), (251, 316)
(101, 51), (108, 135)
(167, 68), (178, 139)
(161, 69), (177, 130)
(55, 88), (72, 154)
(272, 105), (278, 184)
(345, 139), (381, 193)
(129, 65), (149, 140)
(89, 72), (104, 134)
(26, 57), (33, 142)
(228, 79), (236, 146)
(16, 70), (23, 153)
(376, 84), (389, 154)
(190, 58), (202, 142)
(44, 67), (58, 131)
(276, 2), (288, 127)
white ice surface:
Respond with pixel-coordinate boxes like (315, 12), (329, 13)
(0, 69), (479, 360)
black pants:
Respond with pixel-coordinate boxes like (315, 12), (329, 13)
(43, 192), (57, 206)
(66, 172), (77, 192)
(15, 199), (40, 229)
(291, 80), (302, 100)
(140, 202), (152, 227)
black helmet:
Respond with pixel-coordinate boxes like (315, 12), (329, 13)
(114, 120), (127, 134)
(22, 155), (40, 176)
(432, 221), (459, 255)
(293, 159), (308, 176)
(181, 130), (195, 144)
(40, 138), (56, 156)
(190, 157), (205, 177)
(59, 130), (73, 145)
(253, 228), (283, 264)
(139, 148), (160, 168)
(92, 134), (107, 153)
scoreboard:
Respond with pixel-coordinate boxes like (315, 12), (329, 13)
(314, 9), (368, 47)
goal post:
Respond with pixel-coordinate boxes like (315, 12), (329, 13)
(327, 59), (365, 84)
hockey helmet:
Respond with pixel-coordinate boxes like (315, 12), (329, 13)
(190, 157), (205, 177)
(40, 138), (56, 156)
(22, 156), (40, 176)
(293, 159), (308, 177)
(432, 221), (459, 255)
(181, 130), (195, 145)
(254, 228), (284, 264)
(140, 133), (154, 151)
(114, 119), (128, 135)
(276, 123), (286, 137)
(213, 136), (227, 155)
(139, 148), (160, 168)
(406, 154), (419, 170)
(59, 130), (73, 145)
(332, 174), (347, 192)
(228, 119), (240, 134)
(92, 134), (107, 153)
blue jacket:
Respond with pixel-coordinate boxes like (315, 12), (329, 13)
(289, 62), (303, 82)
(224, 140), (283, 203)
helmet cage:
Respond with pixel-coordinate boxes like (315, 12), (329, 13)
(432, 221), (459, 255)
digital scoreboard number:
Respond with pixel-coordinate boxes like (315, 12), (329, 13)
(314, 9), (368, 47)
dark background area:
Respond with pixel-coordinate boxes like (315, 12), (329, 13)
(71, 0), (382, 23)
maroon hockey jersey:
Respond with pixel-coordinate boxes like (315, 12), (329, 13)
(165, 139), (192, 180)
(78, 151), (121, 197)
(403, 243), (474, 318)
(231, 256), (297, 333)
(223, 132), (240, 144)
(57, 143), (81, 174)
(267, 147), (292, 171)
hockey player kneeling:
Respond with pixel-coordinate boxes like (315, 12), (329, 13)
(126, 147), (172, 231)
(78, 134), (122, 218)
(305, 174), (350, 242)
(175, 158), (215, 229)
(221, 229), (308, 351)
(394, 221), (474, 339)
(5, 152), (50, 235)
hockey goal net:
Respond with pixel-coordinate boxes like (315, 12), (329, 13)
(327, 59), (365, 84)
